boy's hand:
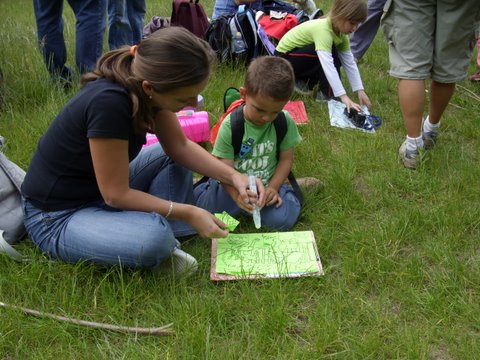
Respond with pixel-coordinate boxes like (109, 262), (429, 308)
(265, 187), (282, 208)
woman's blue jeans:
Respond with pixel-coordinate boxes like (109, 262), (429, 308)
(22, 145), (196, 268)
(33, 0), (107, 76)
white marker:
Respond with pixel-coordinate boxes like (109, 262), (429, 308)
(248, 171), (261, 229)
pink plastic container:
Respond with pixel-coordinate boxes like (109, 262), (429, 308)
(177, 110), (210, 143)
(144, 110), (210, 147)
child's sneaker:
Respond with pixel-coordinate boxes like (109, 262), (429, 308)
(315, 91), (331, 102)
(296, 177), (323, 189)
(294, 80), (313, 96)
(398, 140), (420, 169)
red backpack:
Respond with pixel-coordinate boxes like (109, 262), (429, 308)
(209, 98), (245, 145)
(171, 0), (209, 38)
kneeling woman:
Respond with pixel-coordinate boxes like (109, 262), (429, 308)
(21, 27), (265, 274)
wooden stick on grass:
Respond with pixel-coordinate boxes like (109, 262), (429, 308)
(0, 301), (174, 336)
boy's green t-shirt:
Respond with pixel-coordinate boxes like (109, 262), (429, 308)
(212, 110), (302, 185)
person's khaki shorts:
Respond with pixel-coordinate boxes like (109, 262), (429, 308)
(381, 0), (480, 82)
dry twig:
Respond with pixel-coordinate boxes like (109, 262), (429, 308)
(0, 301), (174, 336)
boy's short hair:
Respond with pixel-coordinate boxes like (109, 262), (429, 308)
(244, 56), (294, 100)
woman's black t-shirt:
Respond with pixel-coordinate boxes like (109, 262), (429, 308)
(22, 78), (146, 211)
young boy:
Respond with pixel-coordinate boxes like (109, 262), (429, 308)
(194, 56), (302, 231)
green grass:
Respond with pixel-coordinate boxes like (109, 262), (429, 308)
(1, 0), (479, 358)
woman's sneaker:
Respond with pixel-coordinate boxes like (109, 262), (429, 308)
(156, 248), (198, 277)
(171, 248), (198, 276)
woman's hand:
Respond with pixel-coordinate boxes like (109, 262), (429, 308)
(187, 206), (229, 238)
(231, 172), (266, 209)
(233, 188), (261, 213)
(357, 90), (372, 110)
(264, 187), (282, 208)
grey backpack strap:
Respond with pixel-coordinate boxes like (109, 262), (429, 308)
(0, 230), (23, 261)
(0, 154), (25, 192)
(0, 136), (25, 191)
(0, 136), (27, 259)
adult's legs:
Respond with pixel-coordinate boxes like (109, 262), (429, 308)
(129, 144), (196, 237)
(23, 199), (177, 268)
(127, 0), (147, 44)
(428, 81), (455, 124)
(33, 0), (72, 81)
(22, 144), (199, 268)
(398, 79), (425, 138)
(68, 0), (107, 74)
(349, 0), (386, 60)
(108, 0), (132, 50)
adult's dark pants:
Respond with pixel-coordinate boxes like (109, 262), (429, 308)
(276, 44), (341, 97)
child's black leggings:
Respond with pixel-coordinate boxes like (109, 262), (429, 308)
(275, 44), (341, 98)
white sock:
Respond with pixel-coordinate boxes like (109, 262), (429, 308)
(423, 116), (440, 133)
(406, 135), (423, 152)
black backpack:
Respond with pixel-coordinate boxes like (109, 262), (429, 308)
(204, 5), (274, 64)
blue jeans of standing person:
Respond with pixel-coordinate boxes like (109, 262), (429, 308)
(194, 179), (301, 231)
(22, 144), (196, 268)
(108, 0), (146, 49)
(33, 0), (107, 79)
(349, 0), (387, 60)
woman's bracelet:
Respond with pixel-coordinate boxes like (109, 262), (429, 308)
(165, 200), (174, 219)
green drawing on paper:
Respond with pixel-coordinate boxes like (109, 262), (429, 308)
(215, 211), (240, 231)
(215, 231), (321, 276)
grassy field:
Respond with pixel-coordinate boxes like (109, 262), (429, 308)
(1, 0), (479, 358)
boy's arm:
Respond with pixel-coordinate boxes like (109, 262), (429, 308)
(268, 148), (294, 192)
(263, 149), (294, 208)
